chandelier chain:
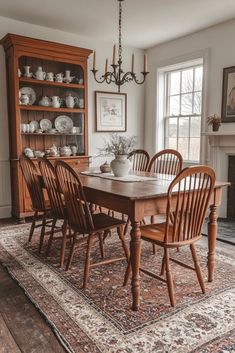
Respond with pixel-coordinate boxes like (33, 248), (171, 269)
(91, 0), (149, 92)
(118, 0), (122, 63)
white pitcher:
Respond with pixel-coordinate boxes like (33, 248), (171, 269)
(34, 66), (46, 80)
(65, 94), (78, 108)
(51, 96), (62, 108)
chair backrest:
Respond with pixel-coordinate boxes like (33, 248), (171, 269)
(19, 154), (45, 211)
(38, 158), (65, 219)
(148, 149), (183, 175)
(55, 160), (94, 232)
(165, 165), (215, 244)
(128, 149), (150, 172)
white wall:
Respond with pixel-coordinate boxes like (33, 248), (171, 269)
(145, 19), (235, 217)
(0, 16), (145, 218)
(145, 19), (235, 156)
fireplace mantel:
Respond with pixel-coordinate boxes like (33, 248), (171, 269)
(202, 132), (235, 217)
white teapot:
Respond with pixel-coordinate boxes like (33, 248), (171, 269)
(65, 94), (78, 108)
(39, 96), (51, 107)
(24, 147), (34, 158)
(60, 146), (72, 156)
(34, 66), (46, 80)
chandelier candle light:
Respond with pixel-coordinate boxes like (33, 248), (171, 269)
(91, 0), (149, 92)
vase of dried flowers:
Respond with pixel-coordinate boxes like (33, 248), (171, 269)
(99, 133), (136, 177)
(207, 114), (221, 132)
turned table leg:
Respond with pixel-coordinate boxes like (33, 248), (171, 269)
(130, 220), (142, 311)
(207, 204), (218, 282)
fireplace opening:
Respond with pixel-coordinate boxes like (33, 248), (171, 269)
(227, 155), (235, 219)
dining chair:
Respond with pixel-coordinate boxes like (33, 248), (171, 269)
(148, 149), (183, 175)
(148, 149), (183, 253)
(122, 149), (150, 234)
(124, 165), (215, 307)
(128, 149), (150, 172)
(38, 157), (72, 268)
(55, 160), (129, 289)
(19, 154), (52, 252)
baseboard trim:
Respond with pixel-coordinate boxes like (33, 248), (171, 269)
(0, 205), (11, 219)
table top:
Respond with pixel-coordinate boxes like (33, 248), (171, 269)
(75, 169), (229, 201)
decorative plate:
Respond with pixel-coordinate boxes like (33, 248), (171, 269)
(29, 120), (39, 131)
(55, 115), (73, 133)
(19, 87), (36, 105)
(40, 119), (52, 132)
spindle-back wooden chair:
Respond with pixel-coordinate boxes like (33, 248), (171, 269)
(148, 149), (183, 175)
(122, 149), (150, 234)
(128, 149), (150, 172)
(124, 165), (215, 307)
(19, 155), (52, 252)
(38, 158), (72, 267)
(55, 160), (129, 288)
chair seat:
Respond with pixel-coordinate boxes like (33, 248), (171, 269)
(140, 222), (166, 243)
(92, 213), (125, 232)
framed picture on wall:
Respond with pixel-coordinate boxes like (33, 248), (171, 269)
(222, 66), (235, 122)
(95, 91), (127, 132)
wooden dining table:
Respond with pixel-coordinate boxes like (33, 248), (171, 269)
(73, 169), (229, 311)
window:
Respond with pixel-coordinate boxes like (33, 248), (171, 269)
(164, 64), (203, 162)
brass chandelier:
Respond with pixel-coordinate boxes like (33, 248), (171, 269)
(91, 0), (149, 92)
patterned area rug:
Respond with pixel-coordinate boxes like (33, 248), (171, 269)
(0, 224), (235, 353)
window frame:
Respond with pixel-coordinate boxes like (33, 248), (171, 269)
(164, 64), (203, 163)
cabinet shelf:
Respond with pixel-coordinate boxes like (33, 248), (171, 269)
(1, 33), (92, 219)
(19, 105), (85, 113)
(21, 132), (84, 136)
(19, 77), (85, 89)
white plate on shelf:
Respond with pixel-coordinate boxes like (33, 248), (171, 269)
(55, 115), (73, 133)
(40, 118), (52, 132)
(19, 87), (36, 105)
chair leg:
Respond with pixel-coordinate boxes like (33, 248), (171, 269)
(83, 234), (95, 289)
(190, 243), (206, 294)
(152, 243), (156, 254)
(66, 233), (77, 271)
(98, 232), (105, 259)
(60, 221), (68, 268)
(28, 211), (38, 242)
(46, 218), (57, 257)
(165, 248), (176, 307)
(117, 226), (130, 259)
(160, 253), (165, 276)
(123, 260), (131, 286)
(124, 217), (130, 236)
(39, 212), (47, 253)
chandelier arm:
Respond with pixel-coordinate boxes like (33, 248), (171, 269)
(132, 72), (150, 85)
(91, 70), (108, 84)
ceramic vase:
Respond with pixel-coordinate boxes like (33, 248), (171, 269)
(111, 155), (131, 177)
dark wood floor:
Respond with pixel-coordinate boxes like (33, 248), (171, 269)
(0, 219), (67, 353)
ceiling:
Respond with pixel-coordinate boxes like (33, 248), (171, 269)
(0, 0), (235, 49)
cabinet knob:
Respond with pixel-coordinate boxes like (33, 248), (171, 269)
(77, 160), (80, 164)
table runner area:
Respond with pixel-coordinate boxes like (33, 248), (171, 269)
(81, 171), (160, 182)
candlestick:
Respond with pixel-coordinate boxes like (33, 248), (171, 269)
(144, 53), (148, 72)
(112, 44), (116, 65)
(131, 53), (135, 73)
(105, 58), (108, 74)
(93, 50), (96, 70)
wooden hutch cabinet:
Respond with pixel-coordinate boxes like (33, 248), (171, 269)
(1, 33), (92, 220)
